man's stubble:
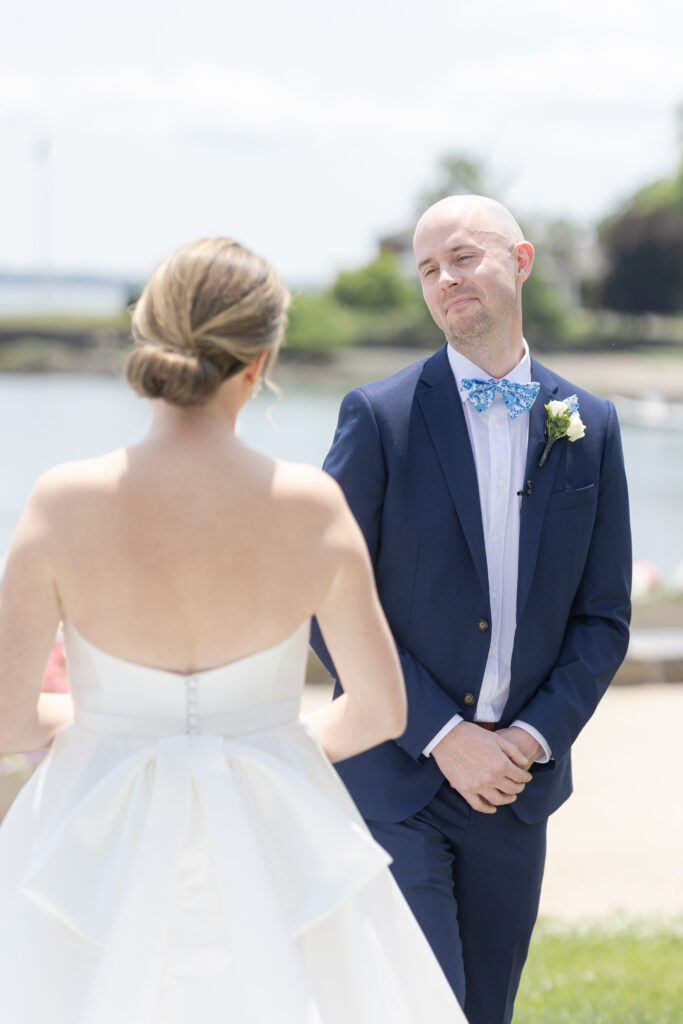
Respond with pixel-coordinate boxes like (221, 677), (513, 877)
(444, 306), (495, 360)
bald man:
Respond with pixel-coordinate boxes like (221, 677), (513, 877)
(312, 195), (631, 1024)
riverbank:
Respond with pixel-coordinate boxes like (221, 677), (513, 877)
(276, 345), (683, 399)
(2, 331), (683, 400)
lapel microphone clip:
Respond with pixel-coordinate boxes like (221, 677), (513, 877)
(517, 480), (532, 497)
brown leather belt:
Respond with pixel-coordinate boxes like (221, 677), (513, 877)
(474, 721), (497, 731)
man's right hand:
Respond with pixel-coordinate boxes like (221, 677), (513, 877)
(431, 722), (532, 813)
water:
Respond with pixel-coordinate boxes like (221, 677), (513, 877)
(1, 373), (682, 575)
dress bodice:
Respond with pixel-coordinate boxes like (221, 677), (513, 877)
(0, 617), (463, 1022)
(64, 619), (311, 738)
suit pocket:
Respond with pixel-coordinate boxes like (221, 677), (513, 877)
(546, 483), (596, 512)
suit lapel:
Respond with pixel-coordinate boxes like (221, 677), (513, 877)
(416, 345), (489, 595)
(516, 359), (561, 622)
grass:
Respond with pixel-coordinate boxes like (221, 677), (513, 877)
(514, 919), (683, 1023)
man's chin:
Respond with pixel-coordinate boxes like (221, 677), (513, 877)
(445, 322), (488, 348)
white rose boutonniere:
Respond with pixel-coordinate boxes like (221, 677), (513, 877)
(538, 395), (586, 467)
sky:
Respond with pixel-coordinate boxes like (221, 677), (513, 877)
(1, 0), (682, 288)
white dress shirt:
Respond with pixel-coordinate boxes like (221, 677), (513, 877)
(422, 342), (551, 763)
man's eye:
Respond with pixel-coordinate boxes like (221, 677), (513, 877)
(423, 267), (437, 277)
(456, 254), (473, 263)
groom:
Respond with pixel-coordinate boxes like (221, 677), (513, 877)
(312, 195), (631, 1024)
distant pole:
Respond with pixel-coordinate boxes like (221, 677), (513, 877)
(33, 132), (53, 275)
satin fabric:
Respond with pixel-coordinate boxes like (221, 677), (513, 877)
(0, 620), (464, 1023)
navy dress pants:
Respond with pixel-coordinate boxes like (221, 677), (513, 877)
(366, 781), (547, 1024)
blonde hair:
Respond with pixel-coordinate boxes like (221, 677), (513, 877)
(126, 237), (289, 406)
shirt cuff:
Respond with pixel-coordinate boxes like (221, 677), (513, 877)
(510, 720), (552, 763)
(422, 714), (463, 757)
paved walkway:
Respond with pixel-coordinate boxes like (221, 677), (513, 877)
(540, 682), (683, 919)
(303, 680), (683, 920)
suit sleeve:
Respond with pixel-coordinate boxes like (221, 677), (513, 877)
(514, 401), (632, 761)
(310, 387), (464, 761)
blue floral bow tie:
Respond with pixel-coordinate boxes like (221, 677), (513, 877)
(459, 378), (540, 419)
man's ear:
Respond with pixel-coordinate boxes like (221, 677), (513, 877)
(515, 241), (535, 283)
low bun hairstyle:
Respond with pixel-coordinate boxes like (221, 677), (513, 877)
(126, 238), (289, 406)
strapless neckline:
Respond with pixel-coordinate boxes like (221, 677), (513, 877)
(63, 618), (311, 680)
(0, 611), (464, 1022)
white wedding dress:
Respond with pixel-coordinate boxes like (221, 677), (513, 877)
(0, 619), (465, 1023)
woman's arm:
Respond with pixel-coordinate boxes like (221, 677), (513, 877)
(0, 476), (73, 752)
(307, 477), (406, 763)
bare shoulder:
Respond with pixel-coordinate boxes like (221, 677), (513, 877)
(22, 451), (127, 532)
(2, 454), (114, 565)
(269, 460), (360, 560)
(271, 460), (346, 513)
(32, 449), (126, 498)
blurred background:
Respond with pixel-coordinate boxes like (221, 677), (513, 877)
(2, 0), (683, 623)
(1, 1), (682, 1018)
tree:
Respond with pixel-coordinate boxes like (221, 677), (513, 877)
(599, 178), (683, 314)
(417, 152), (500, 210)
(332, 251), (420, 311)
(520, 260), (567, 344)
(285, 293), (361, 352)
(597, 106), (683, 314)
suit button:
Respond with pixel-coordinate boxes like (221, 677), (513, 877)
(477, 618), (489, 632)
(463, 692), (476, 707)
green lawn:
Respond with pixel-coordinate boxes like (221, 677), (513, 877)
(514, 920), (683, 1023)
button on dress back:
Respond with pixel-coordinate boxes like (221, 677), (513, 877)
(0, 617), (464, 1023)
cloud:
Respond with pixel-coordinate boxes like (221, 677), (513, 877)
(0, 64), (438, 145)
(2, 32), (680, 161)
(1, 10), (682, 280)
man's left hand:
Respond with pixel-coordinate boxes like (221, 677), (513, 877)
(495, 726), (542, 769)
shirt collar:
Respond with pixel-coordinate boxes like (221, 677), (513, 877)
(446, 340), (531, 403)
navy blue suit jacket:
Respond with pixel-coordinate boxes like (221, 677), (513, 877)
(312, 345), (631, 825)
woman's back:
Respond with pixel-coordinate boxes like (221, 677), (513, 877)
(45, 421), (340, 673)
(0, 417), (460, 1024)
(0, 236), (405, 761)
(0, 236), (464, 1023)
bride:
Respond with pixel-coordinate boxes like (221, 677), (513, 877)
(0, 237), (466, 1022)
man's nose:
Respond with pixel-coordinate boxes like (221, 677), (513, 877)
(439, 264), (461, 288)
